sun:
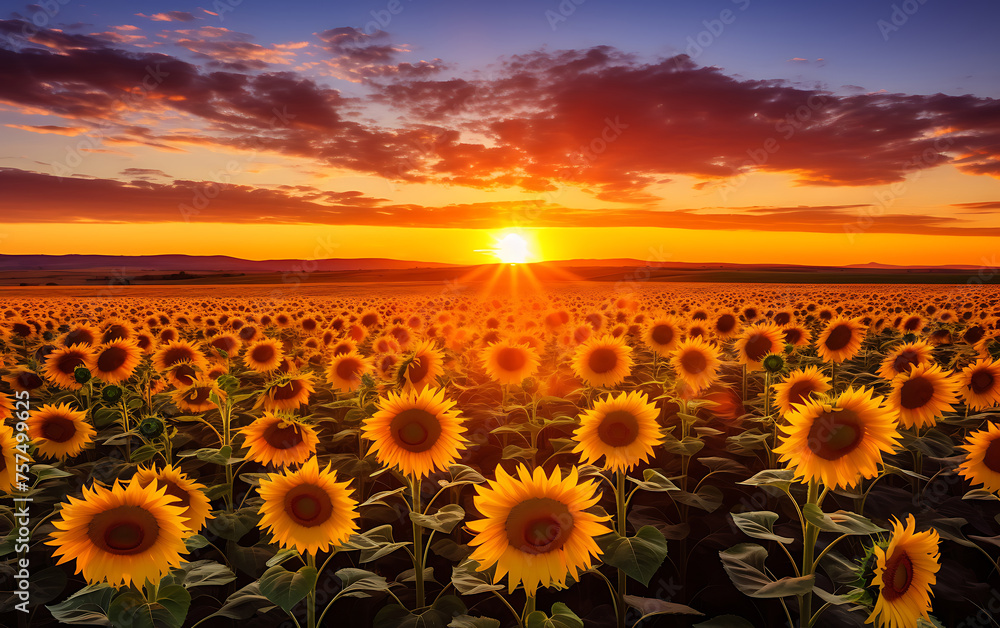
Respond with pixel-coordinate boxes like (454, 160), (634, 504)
(486, 233), (532, 264)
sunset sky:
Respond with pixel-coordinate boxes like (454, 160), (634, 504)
(1, 0), (999, 265)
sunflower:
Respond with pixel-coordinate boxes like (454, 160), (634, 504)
(261, 374), (316, 412)
(670, 336), (722, 394)
(816, 317), (866, 363)
(363, 387), (467, 478)
(643, 317), (682, 356)
(774, 387), (900, 490)
(46, 479), (189, 588)
(572, 390), (661, 472)
(241, 412), (319, 467)
(326, 350), (373, 392)
(887, 363), (959, 430)
(101, 320), (134, 343)
(3, 367), (46, 394)
(372, 335), (401, 355)
(376, 353), (401, 380)
(772, 366), (832, 416)
(400, 340), (445, 391)
(153, 339), (209, 386)
(782, 325), (812, 348)
(243, 338), (283, 373)
(331, 338), (358, 357)
(958, 358), (1000, 411)
(467, 464), (611, 596)
(0, 423), (28, 494)
(735, 322), (784, 370)
(877, 340), (934, 380)
(257, 456), (359, 556)
(87, 340), (142, 384)
(957, 421), (1000, 492)
(711, 310), (741, 340)
(44, 343), (94, 390)
(482, 340), (540, 386)
(132, 463), (213, 532)
(572, 335), (633, 388)
(171, 376), (224, 413)
(867, 514), (940, 628)
(61, 323), (100, 347)
(207, 333), (241, 358)
(28, 403), (95, 461)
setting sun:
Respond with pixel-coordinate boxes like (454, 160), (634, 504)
(486, 233), (533, 264)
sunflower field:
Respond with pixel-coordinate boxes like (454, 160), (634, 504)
(2, 283), (1000, 628)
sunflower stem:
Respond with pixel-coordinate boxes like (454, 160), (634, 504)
(522, 592), (536, 625)
(306, 553), (316, 628)
(222, 397), (234, 512)
(798, 479), (821, 628)
(615, 470), (627, 628)
(410, 474), (426, 610)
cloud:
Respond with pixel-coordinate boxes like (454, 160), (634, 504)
(5, 124), (87, 135)
(1, 21), (998, 210)
(951, 201), (1000, 214)
(2, 167), (997, 237)
(313, 27), (445, 82)
(138, 11), (197, 22)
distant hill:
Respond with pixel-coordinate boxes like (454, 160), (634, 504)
(0, 254), (992, 286)
(0, 254), (456, 273)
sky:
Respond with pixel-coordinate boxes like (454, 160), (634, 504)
(1, 0), (999, 266)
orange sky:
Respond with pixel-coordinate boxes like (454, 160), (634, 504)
(1, 12), (998, 265)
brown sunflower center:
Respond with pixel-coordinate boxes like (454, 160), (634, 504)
(41, 415), (77, 442)
(97, 346), (128, 372)
(103, 325), (129, 343)
(57, 352), (85, 374)
(598, 410), (640, 447)
(807, 409), (865, 461)
(264, 422), (304, 449)
(163, 346), (195, 366)
(361, 313), (379, 327)
(881, 550), (913, 601)
(160, 479), (192, 510)
(173, 364), (197, 387)
(588, 347), (619, 374)
(716, 314), (737, 333)
(774, 312), (791, 326)
(389, 408), (442, 452)
(17, 371), (43, 390)
(408, 355), (431, 384)
(496, 347), (527, 372)
(900, 377), (934, 409)
(283, 484), (333, 527)
(271, 379), (305, 401)
(336, 358), (362, 381)
(784, 328), (802, 344)
(65, 329), (95, 345)
(983, 439), (1000, 473)
(824, 325), (853, 351)
(212, 337), (237, 353)
(744, 334), (772, 361)
(971, 369), (995, 395)
(186, 387), (212, 405)
(680, 349), (707, 374)
(505, 497), (574, 555)
(891, 350), (920, 375)
(787, 381), (818, 407)
(88, 506), (159, 555)
(650, 324), (674, 346)
(251, 344), (276, 364)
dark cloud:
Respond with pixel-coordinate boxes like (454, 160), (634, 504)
(2, 167), (997, 237)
